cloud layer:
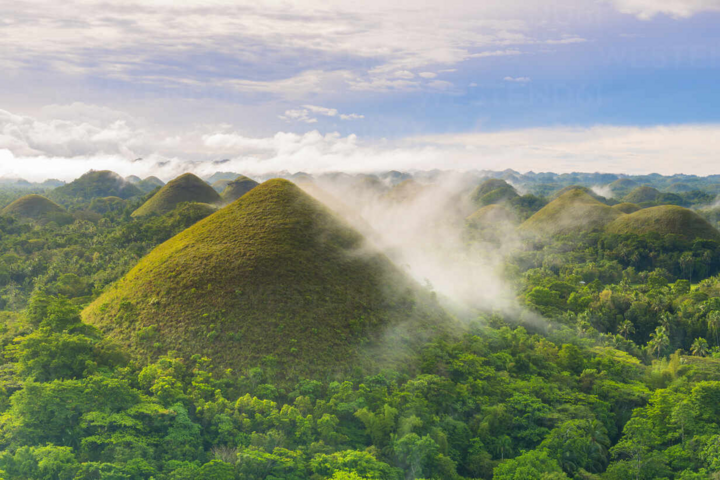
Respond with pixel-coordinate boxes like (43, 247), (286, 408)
(1, 106), (719, 180)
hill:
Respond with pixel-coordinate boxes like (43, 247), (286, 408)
(125, 175), (142, 184)
(51, 170), (143, 201)
(211, 179), (233, 192)
(552, 185), (606, 201)
(606, 205), (720, 241)
(1, 194), (66, 220)
(136, 176), (165, 193)
(608, 178), (638, 197)
(612, 202), (641, 214)
(220, 175), (259, 204)
(206, 171), (241, 184)
(88, 196), (127, 214)
(466, 204), (518, 227)
(84, 179), (453, 378)
(382, 179), (426, 203)
(132, 173), (221, 217)
(520, 189), (624, 236)
(624, 186), (662, 204)
(470, 179), (519, 207)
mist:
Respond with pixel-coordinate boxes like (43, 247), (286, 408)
(301, 172), (542, 328)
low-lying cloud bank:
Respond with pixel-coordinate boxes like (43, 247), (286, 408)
(1, 107), (719, 181)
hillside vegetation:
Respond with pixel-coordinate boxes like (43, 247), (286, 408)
(86, 179), (454, 378)
(51, 170), (142, 201)
(520, 189), (624, 235)
(132, 173), (220, 217)
(1, 194), (66, 220)
(606, 205), (720, 241)
(220, 175), (259, 204)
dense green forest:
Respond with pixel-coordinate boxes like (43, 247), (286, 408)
(1, 170), (720, 479)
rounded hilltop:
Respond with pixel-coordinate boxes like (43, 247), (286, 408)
(84, 179), (455, 378)
(132, 173), (220, 217)
(51, 170), (143, 201)
(520, 188), (623, 236)
(1, 194), (66, 220)
(606, 205), (720, 241)
(220, 175), (259, 204)
(470, 179), (519, 207)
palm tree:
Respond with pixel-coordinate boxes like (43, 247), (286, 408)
(618, 320), (635, 340)
(649, 326), (669, 360)
(707, 311), (720, 347)
(691, 337), (709, 357)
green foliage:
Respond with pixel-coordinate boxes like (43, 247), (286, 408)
(132, 173), (220, 217)
(606, 205), (720, 241)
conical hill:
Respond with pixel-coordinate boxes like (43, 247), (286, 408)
(132, 173), (220, 217)
(84, 179), (454, 378)
(220, 176), (259, 204)
(606, 205), (720, 241)
(520, 188), (624, 236)
(1, 194), (66, 219)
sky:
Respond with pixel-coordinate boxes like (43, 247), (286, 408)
(0, 0), (719, 180)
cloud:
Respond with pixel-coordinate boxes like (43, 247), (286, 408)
(467, 49), (523, 59)
(3, 106), (720, 181)
(280, 104), (364, 122)
(418, 72), (437, 79)
(278, 109), (318, 123)
(608, 0), (720, 19)
(504, 76), (532, 82)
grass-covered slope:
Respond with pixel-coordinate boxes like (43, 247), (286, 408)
(220, 175), (259, 204)
(136, 176), (165, 193)
(520, 189), (624, 236)
(624, 186), (662, 204)
(51, 170), (143, 201)
(612, 202), (641, 214)
(132, 173), (220, 217)
(606, 205), (720, 241)
(470, 179), (519, 206)
(1, 194), (66, 219)
(84, 179), (453, 377)
(466, 204), (518, 227)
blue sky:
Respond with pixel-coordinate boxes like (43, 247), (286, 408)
(0, 0), (719, 179)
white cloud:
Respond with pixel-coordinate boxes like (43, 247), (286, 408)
(280, 104), (363, 122)
(467, 49), (523, 59)
(418, 72), (437, 79)
(504, 76), (532, 82)
(278, 109), (318, 123)
(609, 0), (720, 19)
(340, 113), (365, 120)
(393, 71), (416, 79)
(427, 80), (455, 90)
(469, 82), (478, 87)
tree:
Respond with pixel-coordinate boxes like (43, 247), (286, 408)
(691, 338), (709, 357)
(707, 311), (720, 347)
(618, 320), (635, 340)
(493, 449), (569, 480)
(647, 327), (669, 360)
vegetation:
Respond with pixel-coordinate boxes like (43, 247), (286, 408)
(1, 194), (66, 221)
(50, 170), (143, 202)
(132, 173), (220, 217)
(520, 189), (623, 236)
(220, 176), (260, 205)
(606, 205), (720, 241)
(86, 179), (455, 377)
(0, 169), (719, 478)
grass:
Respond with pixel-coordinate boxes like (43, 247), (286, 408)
(51, 170), (143, 200)
(136, 176), (165, 193)
(470, 179), (518, 207)
(519, 188), (624, 236)
(1, 194), (66, 219)
(382, 179), (426, 203)
(606, 205), (720, 241)
(132, 173), (221, 217)
(220, 176), (260, 204)
(84, 179), (455, 379)
(466, 204), (518, 227)
(623, 186), (662, 204)
(612, 202), (641, 214)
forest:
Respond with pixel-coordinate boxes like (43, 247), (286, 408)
(0, 169), (719, 480)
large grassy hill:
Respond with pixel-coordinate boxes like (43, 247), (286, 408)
(50, 170), (143, 201)
(520, 189), (624, 236)
(624, 186), (662, 204)
(132, 173), (220, 217)
(1, 194), (66, 220)
(606, 205), (720, 241)
(136, 176), (165, 193)
(470, 179), (519, 207)
(84, 179), (454, 379)
(220, 175), (259, 204)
